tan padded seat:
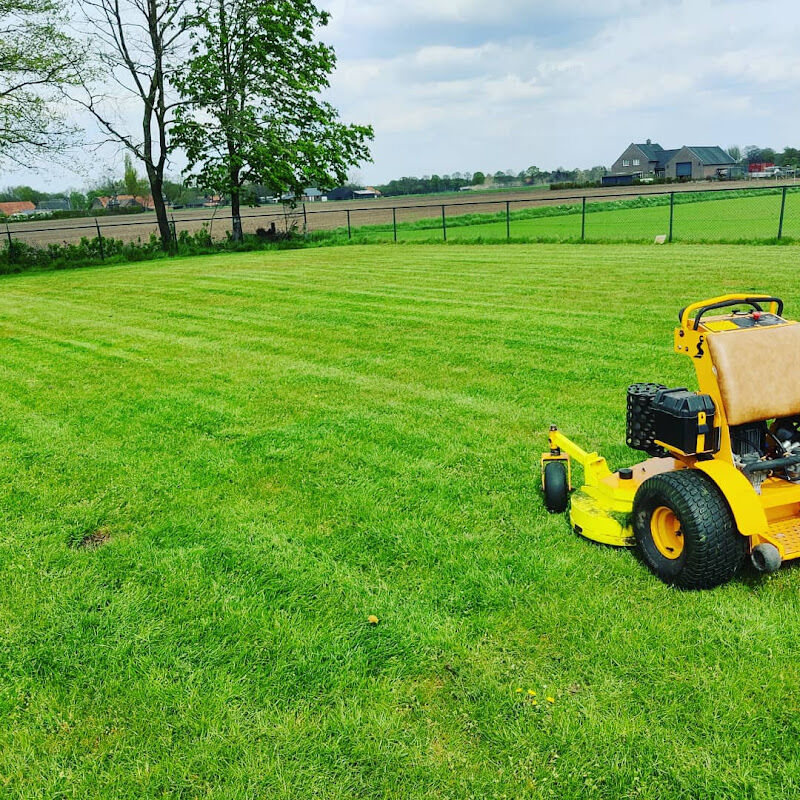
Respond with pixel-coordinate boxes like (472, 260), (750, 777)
(707, 323), (800, 425)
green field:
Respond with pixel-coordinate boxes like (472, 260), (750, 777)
(345, 188), (800, 243)
(3, 244), (800, 798)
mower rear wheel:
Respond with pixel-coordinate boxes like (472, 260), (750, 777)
(632, 470), (745, 589)
(543, 461), (569, 513)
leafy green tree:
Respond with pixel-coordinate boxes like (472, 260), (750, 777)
(744, 146), (763, 164)
(174, 0), (373, 241)
(161, 179), (186, 206)
(780, 147), (800, 168)
(726, 145), (742, 163)
(123, 154), (139, 197)
(0, 0), (81, 165)
(69, 191), (87, 211)
(523, 166), (541, 184)
(472, 171), (485, 185)
(760, 148), (777, 165)
(5, 185), (44, 203)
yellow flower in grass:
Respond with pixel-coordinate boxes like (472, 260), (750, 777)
(527, 690), (536, 696)
(546, 696), (555, 704)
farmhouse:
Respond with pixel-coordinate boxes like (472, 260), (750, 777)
(610, 140), (736, 180)
(303, 188), (323, 202)
(0, 200), (36, 217)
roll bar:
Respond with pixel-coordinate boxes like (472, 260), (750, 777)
(679, 294), (784, 331)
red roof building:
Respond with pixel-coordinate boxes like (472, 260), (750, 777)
(0, 200), (36, 216)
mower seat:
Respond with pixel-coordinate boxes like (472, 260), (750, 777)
(706, 322), (800, 425)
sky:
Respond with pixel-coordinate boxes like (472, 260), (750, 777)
(6, 0), (800, 190)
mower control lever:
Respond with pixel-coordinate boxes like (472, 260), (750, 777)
(679, 296), (784, 330)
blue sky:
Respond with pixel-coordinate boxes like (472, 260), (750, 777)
(5, 0), (799, 190)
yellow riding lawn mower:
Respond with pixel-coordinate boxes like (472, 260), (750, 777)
(542, 293), (800, 589)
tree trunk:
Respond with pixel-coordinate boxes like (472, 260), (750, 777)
(146, 167), (173, 252)
(230, 187), (243, 242)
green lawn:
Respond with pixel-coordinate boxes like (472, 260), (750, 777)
(3, 244), (800, 798)
(346, 188), (800, 243)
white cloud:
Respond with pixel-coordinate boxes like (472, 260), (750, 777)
(317, 0), (800, 181)
(6, 0), (800, 188)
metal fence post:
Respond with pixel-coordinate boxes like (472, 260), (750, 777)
(171, 214), (178, 250)
(778, 186), (787, 240)
(668, 192), (675, 243)
(5, 223), (12, 262)
(581, 196), (586, 240)
(506, 200), (510, 240)
(441, 204), (447, 242)
(346, 209), (351, 239)
(95, 218), (105, 260)
(392, 207), (397, 242)
(302, 202), (308, 236)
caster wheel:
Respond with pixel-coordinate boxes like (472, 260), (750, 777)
(543, 461), (568, 514)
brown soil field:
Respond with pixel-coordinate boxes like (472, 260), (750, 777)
(7, 178), (790, 247)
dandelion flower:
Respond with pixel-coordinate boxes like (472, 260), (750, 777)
(528, 690), (536, 696)
(547, 697), (555, 704)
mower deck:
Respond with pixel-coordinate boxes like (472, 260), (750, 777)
(570, 456), (678, 547)
(548, 427), (800, 563)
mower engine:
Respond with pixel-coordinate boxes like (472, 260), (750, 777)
(773, 418), (800, 481)
(730, 422), (769, 493)
(730, 417), (800, 491)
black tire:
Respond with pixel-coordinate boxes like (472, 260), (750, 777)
(751, 543), (782, 574)
(632, 470), (746, 589)
(543, 461), (569, 513)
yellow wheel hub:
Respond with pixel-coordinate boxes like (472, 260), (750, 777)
(650, 506), (684, 559)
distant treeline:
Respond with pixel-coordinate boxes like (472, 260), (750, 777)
(730, 145), (800, 166)
(376, 166), (609, 198)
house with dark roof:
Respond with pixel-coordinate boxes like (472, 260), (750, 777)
(662, 146), (736, 180)
(37, 198), (70, 212)
(610, 140), (736, 180)
(325, 187), (355, 202)
(611, 141), (677, 178)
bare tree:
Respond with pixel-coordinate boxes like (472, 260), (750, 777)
(70, 0), (189, 250)
(0, 0), (82, 166)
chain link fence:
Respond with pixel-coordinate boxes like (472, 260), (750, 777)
(4, 184), (800, 259)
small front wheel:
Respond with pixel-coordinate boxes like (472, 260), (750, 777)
(543, 461), (569, 513)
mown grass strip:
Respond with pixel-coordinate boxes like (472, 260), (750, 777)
(2, 245), (800, 797)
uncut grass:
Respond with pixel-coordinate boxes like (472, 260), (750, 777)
(343, 189), (800, 243)
(2, 245), (800, 798)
